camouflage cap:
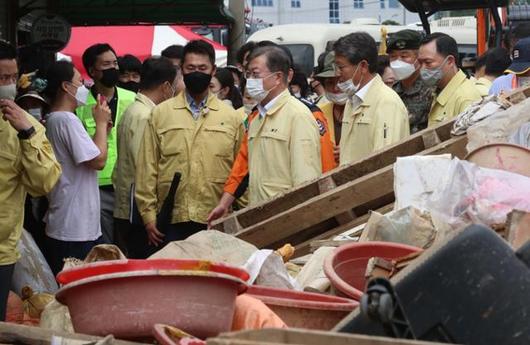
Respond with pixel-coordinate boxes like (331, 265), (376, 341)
(387, 29), (423, 53)
(316, 51), (336, 78)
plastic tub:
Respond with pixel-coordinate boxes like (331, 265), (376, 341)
(465, 143), (530, 178)
(56, 258), (249, 285)
(56, 262), (248, 340)
(245, 285), (358, 330)
(324, 242), (421, 300)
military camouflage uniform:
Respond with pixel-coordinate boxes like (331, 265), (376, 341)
(393, 77), (434, 134)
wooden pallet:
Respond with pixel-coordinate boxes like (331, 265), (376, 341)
(211, 120), (467, 253)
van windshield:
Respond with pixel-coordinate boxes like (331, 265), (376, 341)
(282, 44), (315, 76)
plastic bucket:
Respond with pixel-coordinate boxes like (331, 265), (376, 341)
(324, 241), (421, 300)
(56, 265), (248, 340)
(246, 285), (358, 330)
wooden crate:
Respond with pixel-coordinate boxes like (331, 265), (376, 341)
(207, 328), (452, 345)
(211, 120), (467, 254)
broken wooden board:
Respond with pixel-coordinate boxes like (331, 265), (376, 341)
(230, 135), (467, 250)
(295, 204), (394, 257)
(0, 322), (147, 345)
(208, 328), (450, 345)
(506, 210), (530, 250)
(212, 119), (456, 234)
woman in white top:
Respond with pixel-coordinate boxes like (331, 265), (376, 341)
(40, 60), (111, 274)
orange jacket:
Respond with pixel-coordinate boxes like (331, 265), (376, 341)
(224, 100), (336, 198)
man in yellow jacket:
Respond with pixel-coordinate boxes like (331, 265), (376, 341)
(0, 41), (61, 321)
(418, 33), (481, 127)
(135, 40), (243, 247)
(207, 46), (322, 222)
(333, 32), (410, 166)
(113, 57), (182, 257)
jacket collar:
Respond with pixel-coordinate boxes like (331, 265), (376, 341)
(351, 74), (385, 114)
(136, 92), (156, 109)
(263, 89), (291, 117)
(435, 70), (467, 107)
(172, 90), (220, 112)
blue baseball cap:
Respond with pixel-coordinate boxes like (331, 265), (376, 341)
(506, 37), (530, 75)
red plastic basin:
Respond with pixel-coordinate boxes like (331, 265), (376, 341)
(56, 259), (249, 286)
(246, 285), (358, 330)
(56, 261), (249, 340)
(324, 242), (421, 300)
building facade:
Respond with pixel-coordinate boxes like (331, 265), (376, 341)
(249, 0), (419, 25)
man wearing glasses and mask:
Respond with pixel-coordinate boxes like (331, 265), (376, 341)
(333, 32), (409, 166)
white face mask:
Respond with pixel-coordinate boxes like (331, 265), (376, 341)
(0, 83), (17, 101)
(246, 73), (278, 103)
(67, 83), (89, 106)
(336, 64), (362, 98)
(325, 91), (349, 105)
(28, 108), (42, 120)
(243, 102), (257, 115)
(294, 91), (301, 98)
(390, 59), (417, 81)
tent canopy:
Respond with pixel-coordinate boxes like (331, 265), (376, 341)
(61, 25), (228, 79)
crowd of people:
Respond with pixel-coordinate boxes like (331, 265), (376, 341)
(1, 26), (530, 321)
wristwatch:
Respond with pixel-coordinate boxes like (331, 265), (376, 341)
(17, 126), (36, 140)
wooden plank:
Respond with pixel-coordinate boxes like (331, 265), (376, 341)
(235, 135), (467, 249)
(318, 176), (356, 224)
(421, 129), (441, 149)
(0, 322), (147, 345)
(506, 210), (530, 250)
(209, 328), (451, 345)
(294, 204), (395, 257)
(309, 239), (357, 252)
(211, 119), (456, 232)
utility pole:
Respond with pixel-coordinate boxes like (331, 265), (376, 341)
(228, 0), (245, 65)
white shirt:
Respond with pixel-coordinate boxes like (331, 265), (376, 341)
(44, 111), (102, 241)
(355, 76), (376, 101)
(257, 92), (284, 118)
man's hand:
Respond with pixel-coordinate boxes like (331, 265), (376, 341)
(1, 100), (32, 132)
(207, 204), (229, 229)
(92, 94), (111, 126)
(145, 222), (165, 246)
(333, 144), (340, 164)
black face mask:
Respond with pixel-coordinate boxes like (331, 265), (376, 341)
(183, 71), (212, 95)
(118, 80), (139, 93)
(97, 68), (120, 88)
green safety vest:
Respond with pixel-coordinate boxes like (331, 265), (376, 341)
(76, 87), (136, 186)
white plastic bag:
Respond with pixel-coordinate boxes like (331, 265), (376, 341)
(467, 97), (530, 152)
(426, 159), (530, 229)
(393, 155), (452, 211)
(12, 230), (58, 294)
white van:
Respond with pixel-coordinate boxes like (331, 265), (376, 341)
(247, 20), (476, 75)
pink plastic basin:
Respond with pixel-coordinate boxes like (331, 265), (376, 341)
(246, 285), (358, 330)
(324, 242), (421, 300)
(56, 262), (248, 340)
(465, 143), (530, 178)
(56, 259), (249, 285)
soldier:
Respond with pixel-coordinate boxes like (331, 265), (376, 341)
(387, 29), (434, 134)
